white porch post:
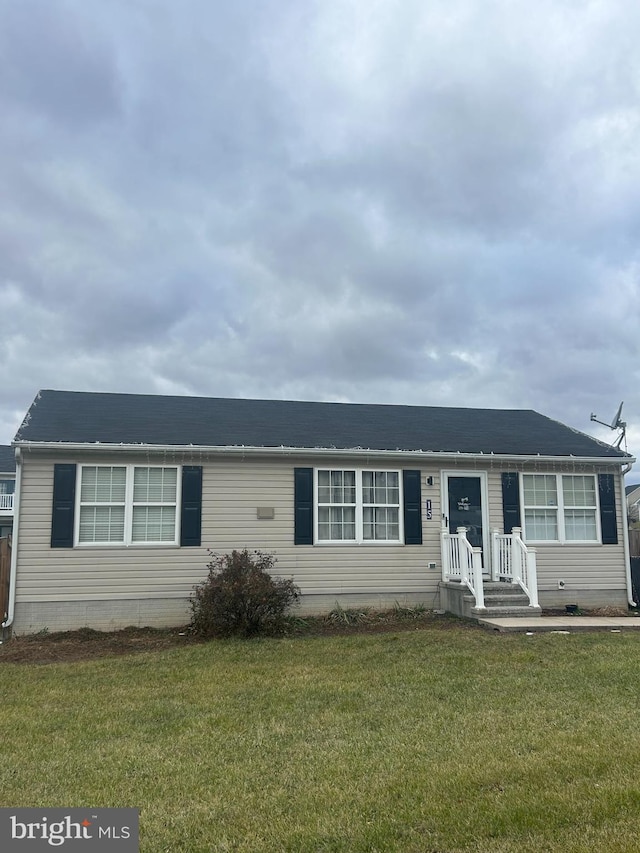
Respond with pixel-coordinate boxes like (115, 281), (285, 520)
(491, 528), (500, 581)
(472, 547), (485, 609)
(457, 527), (468, 587)
(527, 549), (539, 608)
(457, 526), (485, 610)
(511, 527), (523, 584)
(440, 522), (449, 580)
(440, 521), (454, 581)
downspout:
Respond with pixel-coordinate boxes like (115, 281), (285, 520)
(621, 463), (636, 608)
(2, 447), (21, 634)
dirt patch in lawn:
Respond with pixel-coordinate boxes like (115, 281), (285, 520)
(0, 610), (474, 664)
(0, 626), (204, 664)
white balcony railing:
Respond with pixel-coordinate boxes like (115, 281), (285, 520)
(441, 525), (485, 609)
(492, 527), (538, 608)
(0, 493), (14, 512)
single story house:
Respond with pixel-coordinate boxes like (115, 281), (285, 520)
(3, 389), (635, 635)
(0, 445), (16, 540)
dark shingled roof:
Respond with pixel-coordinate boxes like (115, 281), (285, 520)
(0, 444), (16, 474)
(0, 445), (16, 473)
(14, 390), (629, 460)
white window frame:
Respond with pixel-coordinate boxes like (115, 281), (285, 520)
(75, 464), (181, 547)
(521, 473), (601, 544)
(314, 468), (404, 544)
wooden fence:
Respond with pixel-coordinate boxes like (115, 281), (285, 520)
(0, 536), (10, 626)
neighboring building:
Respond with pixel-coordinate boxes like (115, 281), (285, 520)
(0, 445), (16, 539)
(626, 484), (640, 523)
(3, 390), (635, 634)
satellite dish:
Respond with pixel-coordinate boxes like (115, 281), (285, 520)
(611, 401), (624, 429)
(590, 402), (626, 449)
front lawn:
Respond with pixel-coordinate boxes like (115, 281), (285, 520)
(2, 626), (640, 852)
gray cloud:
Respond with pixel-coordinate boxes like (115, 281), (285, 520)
(0, 0), (121, 127)
(1, 0), (639, 474)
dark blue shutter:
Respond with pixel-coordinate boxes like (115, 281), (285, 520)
(598, 473), (618, 545)
(294, 468), (313, 545)
(502, 472), (521, 533)
(403, 470), (422, 545)
(180, 466), (203, 546)
(51, 464), (76, 548)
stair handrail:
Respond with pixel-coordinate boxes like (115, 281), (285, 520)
(442, 525), (484, 609)
(492, 527), (538, 608)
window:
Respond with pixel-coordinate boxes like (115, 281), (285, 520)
(79, 466), (126, 543)
(316, 469), (401, 543)
(77, 465), (179, 545)
(132, 467), (178, 543)
(362, 471), (400, 540)
(522, 474), (598, 543)
(317, 470), (356, 541)
(0, 478), (15, 511)
(0, 479), (15, 495)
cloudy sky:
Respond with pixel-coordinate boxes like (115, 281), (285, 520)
(1, 0), (639, 472)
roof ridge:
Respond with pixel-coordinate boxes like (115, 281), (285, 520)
(34, 388), (537, 415)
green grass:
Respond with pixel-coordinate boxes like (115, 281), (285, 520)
(2, 627), (640, 852)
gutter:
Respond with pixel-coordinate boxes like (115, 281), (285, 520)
(2, 447), (21, 632)
(5, 442), (634, 624)
(12, 441), (635, 467)
(621, 462), (636, 608)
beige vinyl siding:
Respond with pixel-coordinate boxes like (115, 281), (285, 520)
(445, 466), (627, 599)
(13, 450), (630, 632)
(288, 457), (441, 600)
(15, 453), (445, 608)
(523, 471), (627, 599)
(16, 455), (199, 603)
(486, 471), (504, 531)
(487, 465), (627, 604)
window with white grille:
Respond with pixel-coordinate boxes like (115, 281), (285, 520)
(78, 466), (179, 545)
(522, 474), (598, 543)
(316, 469), (401, 543)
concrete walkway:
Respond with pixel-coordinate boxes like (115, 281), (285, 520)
(478, 615), (640, 633)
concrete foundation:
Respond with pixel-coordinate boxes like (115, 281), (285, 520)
(12, 591), (436, 635)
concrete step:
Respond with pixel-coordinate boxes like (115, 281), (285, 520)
(472, 605), (542, 618)
(483, 588), (529, 598)
(439, 579), (540, 621)
(483, 595), (531, 608)
(482, 582), (526, 595)
(463, 591), (531, 607)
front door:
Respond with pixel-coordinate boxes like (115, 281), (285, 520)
(444, 474), (488, 570)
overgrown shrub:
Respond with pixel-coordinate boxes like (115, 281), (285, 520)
(189, 549), (300, 638)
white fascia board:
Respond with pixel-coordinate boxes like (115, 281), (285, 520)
(12, 441), (635, 466)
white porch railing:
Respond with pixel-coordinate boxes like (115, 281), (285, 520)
(492, 527), (539, 608)
(441, 525), (485, 609)
(0, 494), (13, 512)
